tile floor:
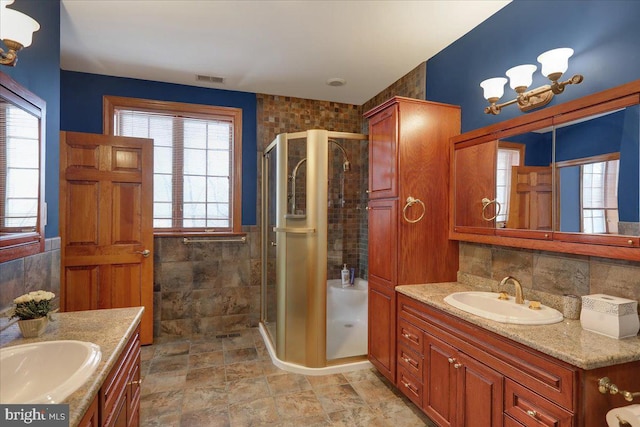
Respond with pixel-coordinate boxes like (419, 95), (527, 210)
(140, 328), (436, 426)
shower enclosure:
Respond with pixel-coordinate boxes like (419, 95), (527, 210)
(261, 129), (368, 370)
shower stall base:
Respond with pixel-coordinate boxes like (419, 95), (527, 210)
(258, 323), (372, 376)
(326, 279), (368, 360)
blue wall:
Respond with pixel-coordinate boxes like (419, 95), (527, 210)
(60, 71), (258, 225)
(426, 0), (640, 133)
(2, 0), (60, 237)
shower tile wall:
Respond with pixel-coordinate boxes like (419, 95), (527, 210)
(257, 94), (364, 320)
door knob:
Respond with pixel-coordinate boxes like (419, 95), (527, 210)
(135, 249), (151, 257)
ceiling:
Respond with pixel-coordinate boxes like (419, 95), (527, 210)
(60, 0), (510, 105)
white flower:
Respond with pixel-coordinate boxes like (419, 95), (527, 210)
(13, 290), (55, 304)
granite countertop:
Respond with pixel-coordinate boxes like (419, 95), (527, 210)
(0, 307), (144, 427)
(396, 282), (640, 370)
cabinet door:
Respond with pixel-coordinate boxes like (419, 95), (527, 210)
(368, 199), (397, 286)
(368, 280), (396, 383)
(455, 352), (504, 427)
(78, 396), (99, 427)
(453, 139), (497, 233)
(423, 333), (457, 427)
(368, 104), (398, 199)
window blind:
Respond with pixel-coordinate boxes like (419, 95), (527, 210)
(0, 102), (39, 230)
(113, 108), (234, 231)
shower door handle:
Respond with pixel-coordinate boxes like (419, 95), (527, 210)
(273, 227), (316, 234)
(270, 242), (277, 247)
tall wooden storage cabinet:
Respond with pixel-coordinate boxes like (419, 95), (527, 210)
(365, 97), (460, 383)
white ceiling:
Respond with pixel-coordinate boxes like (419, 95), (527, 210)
(60, 0), (510, 105)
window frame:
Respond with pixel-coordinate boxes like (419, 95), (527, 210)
(103, 95), (243, 236)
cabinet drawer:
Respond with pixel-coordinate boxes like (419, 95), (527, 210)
(397, 365), (422, 407)
(398, 344), (423, 379)
(504, 379), (573, 427)
(398, 318), (423, 353)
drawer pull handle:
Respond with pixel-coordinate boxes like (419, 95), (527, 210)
(526, 410), (537, 418)
(402, 355), (418, 368)
(454, 363), (462, 369)
(128, 379), (143, 386)
(401, 380), (418, 395)
(448, 357), (455, 364)
(401, 332), (417, 342)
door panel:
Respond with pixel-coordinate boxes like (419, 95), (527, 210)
(112, 183), (142, 244)
(456, 352), (504, 427)
(64, 266), (100, 312)
(61, 131), (154, 344)
(424, 333), (456, 427)
(367, 199), (397, 286)
(368, 280), (395, 383)
(368, 105), (398, 199)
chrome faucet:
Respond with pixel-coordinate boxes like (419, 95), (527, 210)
(499, 276), (524, 304)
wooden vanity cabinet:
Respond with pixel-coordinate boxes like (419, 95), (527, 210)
(365, 97), (460, 383)
(397, 294), (577, 426)
(101, 326), (141, 427)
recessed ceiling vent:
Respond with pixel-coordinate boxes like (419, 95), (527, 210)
(196, 74), (225, 84)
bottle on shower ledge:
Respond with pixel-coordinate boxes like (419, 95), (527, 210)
(341, 264), (350, 287)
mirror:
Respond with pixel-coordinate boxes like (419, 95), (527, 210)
(0, 71), (45, 262)
(496, 128), (553, 230)
(555, 105), (639, 236)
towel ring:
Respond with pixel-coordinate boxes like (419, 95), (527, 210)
(481, 197), (502, 222)
(403, 196), (426, 224)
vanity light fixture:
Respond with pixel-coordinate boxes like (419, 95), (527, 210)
(480, 48), (583, 115)
(0, 0), (40, 67)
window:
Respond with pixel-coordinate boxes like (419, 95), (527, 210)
(582, 158), (619, 233)
(0, 103), (39, 230)
(104, 96), (242, 234)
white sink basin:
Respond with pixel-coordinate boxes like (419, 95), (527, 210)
(444, 291), (564, 325)
(0, 340), (101, 404)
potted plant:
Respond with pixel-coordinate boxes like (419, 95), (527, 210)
(10, 290), (56, 338)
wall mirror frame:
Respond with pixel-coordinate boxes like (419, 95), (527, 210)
(0, 71), (46, 262)
(450, 79), (640, 261)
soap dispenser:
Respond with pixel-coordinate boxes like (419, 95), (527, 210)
(341, 264), (350, 287)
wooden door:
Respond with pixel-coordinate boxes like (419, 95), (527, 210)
(367, 199), (397, 287)
(60, 131), (154, 344)
(455, 352), (504, 427)
(423, 333), (457, 427)
(368, 104), (398, 199)
(368, 279), (395, 383)
(507, 166), (552, 230)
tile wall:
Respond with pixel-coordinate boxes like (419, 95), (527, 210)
(0, 238), (61, 319)
(459, 241), (640, 303)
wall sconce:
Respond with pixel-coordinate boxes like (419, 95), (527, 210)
(0, 0), (40, 67)
(480, 48), (584, 115)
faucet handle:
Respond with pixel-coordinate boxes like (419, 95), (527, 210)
(498, 291), (509, 300)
